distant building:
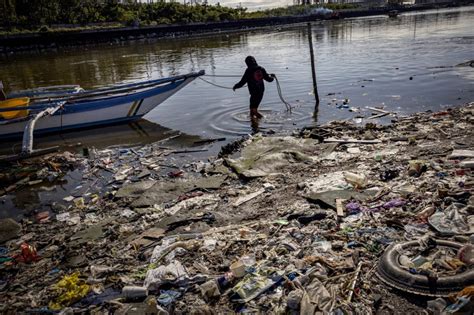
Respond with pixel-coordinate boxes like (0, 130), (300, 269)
(118, 0), (207, 4)
(415, 0), (454, 3)
(293, 0), (388, 4)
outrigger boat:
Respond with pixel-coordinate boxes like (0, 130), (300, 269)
(0, 70), (204, 158)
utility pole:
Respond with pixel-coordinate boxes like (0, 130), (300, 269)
(307, 22), (320, 110)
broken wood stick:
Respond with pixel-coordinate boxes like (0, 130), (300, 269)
(347, 262), (363, 302)
(323, 138), (382, 144)
(171, 148), (209, 154)
(367, 106), (390, 114)
(367, 112), (389, 120)
(336, 199), (345, 217)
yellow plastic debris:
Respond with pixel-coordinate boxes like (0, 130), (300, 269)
(0, 97), (30, 119)
(48, 272), (90, 310)
(456, 285), (474, 298)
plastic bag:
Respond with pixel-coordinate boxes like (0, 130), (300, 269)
(49, 272), (90, 310)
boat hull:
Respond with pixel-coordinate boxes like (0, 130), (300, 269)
(0, 73), (199, 139)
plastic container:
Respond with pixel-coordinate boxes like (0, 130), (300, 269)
(240, 255), (256, 267)
(230, 260), (246, 278)
(344, 172), (367, 188)
(122, 286), (148, 300)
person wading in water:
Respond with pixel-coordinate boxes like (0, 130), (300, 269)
(233, 56), (275, 120)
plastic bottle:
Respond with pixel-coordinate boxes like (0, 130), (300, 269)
(122, 286), (148, 300)
(344, 172), (367, 188)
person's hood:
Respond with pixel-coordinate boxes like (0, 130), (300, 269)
(245, 56), (258, 67)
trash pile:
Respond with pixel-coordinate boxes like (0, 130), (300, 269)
(0, 103), (473, 313)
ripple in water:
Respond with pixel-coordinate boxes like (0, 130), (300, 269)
(209, 101), (311, 135)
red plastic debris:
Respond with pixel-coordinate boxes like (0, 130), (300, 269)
(168, 170), (184, 178)
(15, 243), (40, 263)
(35, 211), (50, 223)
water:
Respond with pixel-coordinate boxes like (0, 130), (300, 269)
(1, 7), (473, 144)
(1, 6), (473, 219)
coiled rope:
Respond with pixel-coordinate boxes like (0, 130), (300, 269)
(273, 76), (292, 112)
(199, 74), (293, 112)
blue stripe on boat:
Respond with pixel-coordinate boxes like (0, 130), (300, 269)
(56, 79), (183, 116)
(0, 78), (185, 116)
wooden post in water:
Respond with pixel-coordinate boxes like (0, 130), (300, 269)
(307, 22), (320, 109)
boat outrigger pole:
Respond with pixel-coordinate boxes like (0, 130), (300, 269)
(21, 102), (65, 156)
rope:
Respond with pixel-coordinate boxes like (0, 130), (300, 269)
(199, 74), (293, 112)
(198, 77), (234, 90)
(203, 74), (242, 78)
(274, 76), (292, 112)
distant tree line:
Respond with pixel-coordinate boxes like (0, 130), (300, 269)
(0, 0), (247, 29)
(0, 0), (356, 31)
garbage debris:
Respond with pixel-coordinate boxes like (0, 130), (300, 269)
(376, 239), (474, 296)
(122, 286), (148, 301)
(0, 103), (473, 313)
(48, 272), (90, 310)
(0, 218), (21, 243)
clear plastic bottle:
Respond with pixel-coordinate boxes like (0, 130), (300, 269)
(344, 172), (367, 188)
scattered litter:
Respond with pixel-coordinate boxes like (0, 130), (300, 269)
(0, 103), (473, 313)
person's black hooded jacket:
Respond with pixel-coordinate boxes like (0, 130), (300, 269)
(233, 56), (273, 96)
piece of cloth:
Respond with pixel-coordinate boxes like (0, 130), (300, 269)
(300, 277), (334, 313)
(233, 56), (273, 109)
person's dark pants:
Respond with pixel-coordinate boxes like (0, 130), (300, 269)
(249, 91), (264, 109)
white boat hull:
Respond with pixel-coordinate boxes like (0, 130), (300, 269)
(0, 74), (198, 139)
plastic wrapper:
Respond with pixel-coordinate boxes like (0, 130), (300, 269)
(49, 272), (90, 310)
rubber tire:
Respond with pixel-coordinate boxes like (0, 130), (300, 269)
(376, 239), (474, 297)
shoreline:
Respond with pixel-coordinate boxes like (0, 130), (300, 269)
(0, 3), (470, 53)
(0, 102), (472, 312)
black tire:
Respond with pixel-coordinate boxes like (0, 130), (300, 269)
(376, 239), (474, 297)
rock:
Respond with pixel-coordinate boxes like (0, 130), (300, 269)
(0, 218), (21, 243)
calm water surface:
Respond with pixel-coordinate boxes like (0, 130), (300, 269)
(1, 6), (473, 142)
(1, 7), (474, 218)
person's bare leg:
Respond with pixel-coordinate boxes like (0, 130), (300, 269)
(250, 115), (260, 134)
(250, 108), (258, 119)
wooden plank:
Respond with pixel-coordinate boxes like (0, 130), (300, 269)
(336, 199), (345, 217)
(367, 106), (390, 114)
(367, 112), (389, 120)
(323, 138), (382, 144)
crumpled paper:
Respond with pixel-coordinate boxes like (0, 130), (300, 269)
(428, 203), (474, 235)
(144, 261), (188, 289)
